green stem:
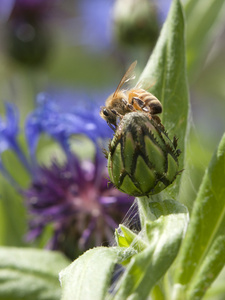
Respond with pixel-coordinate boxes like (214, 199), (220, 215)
(137, 196), (155, 228)
(137, 193), (164, 227)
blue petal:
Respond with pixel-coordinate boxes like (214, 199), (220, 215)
(0, 102), (19, 152)
(0, 102), (31, 172)
(25, 92), (112, 160)
(5, 102), (19, 136)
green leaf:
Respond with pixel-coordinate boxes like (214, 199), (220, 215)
(184, 0), (225, 81)
(173, 133), (225, 300)
(115, 224), (147, 252)
(59, 198), (189, 300)
(0, 135), (31, 246)
(138, 0), (189, 199)
(0, 177), (26, 246)
(112, 199), (188, 300)
(60, 247), (118, 300)
(0, 247), (70, 300)
(187, 236), (225, 300)
(204, 267), (225, 300)
(59, 203), (188, 300)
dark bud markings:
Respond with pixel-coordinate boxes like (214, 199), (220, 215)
(107, 112), (181, 197)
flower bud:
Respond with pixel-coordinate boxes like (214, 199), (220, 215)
(112, 0), (160, 48)
(107, 112), (181, 197)
(6, 21), (50, 66)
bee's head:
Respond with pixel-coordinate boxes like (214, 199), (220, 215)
(100, 107), (118, 129)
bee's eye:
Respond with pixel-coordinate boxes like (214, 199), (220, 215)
(103, 109), (109, 116)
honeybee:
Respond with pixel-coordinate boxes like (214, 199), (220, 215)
(100, 61), (162, 130)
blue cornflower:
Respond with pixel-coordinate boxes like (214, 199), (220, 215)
(0, 93), (134, 259)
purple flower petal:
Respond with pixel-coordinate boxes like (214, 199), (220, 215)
(25, 151), (135, 259)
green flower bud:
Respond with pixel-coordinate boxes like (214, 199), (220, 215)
(6, 22), (50, 67)
(112, 0), (160, 48)
(107, 112), (181, 197)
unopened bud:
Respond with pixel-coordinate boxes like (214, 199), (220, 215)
(107, 112), (180, 197)
(113, 0), (160, 48)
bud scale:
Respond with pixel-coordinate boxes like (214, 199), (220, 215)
(108, 112), (181, 196)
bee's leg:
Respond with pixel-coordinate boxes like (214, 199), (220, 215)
(111, 109), (125, 127)
(107, 122), (117, 131)
(152, 116), (165, 131)
(152, 115), (162, 124)
(131, 97), (150, 112)
(111, 109), (122, 117)
(121, 98), (135, 112)
(101, 108), (118, 131)
(131, 97), (144, 106)
(121, 98), (128, 105)
(143, 99), (162, 114)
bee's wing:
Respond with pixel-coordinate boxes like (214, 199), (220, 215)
(135, 79), (156, 91)
(113, 61), (137, 97)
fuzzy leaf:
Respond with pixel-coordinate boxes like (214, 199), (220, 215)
(203, 267), (225, 300)
(187, 236), (225, 300)
(173, 133), (225, 300)
(0, 247), (70, 300)
(112, 199), (188, 300)
(138, 0), (189, 199)
(60, 247), (119, 300)
(59, 200), (188, 300)
(185, 0), (225, 81)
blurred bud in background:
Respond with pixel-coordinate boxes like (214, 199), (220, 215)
(113, 0), (160, 50)
(1, 0), (60, 67)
